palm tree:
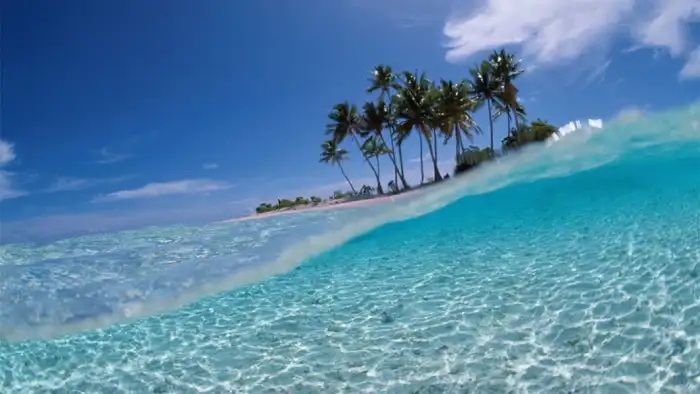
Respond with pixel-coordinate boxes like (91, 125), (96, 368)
(360, 101), (409, 189)
(494, 99), (528, 138)
(319, 139), (356, 193)
(434, 79), (480, 161)
(326, 102), (383, 194)
(469, 60), (501, 155)
(388, 95), (407, 185)
(395, 71), (442, 182)
(489, 49), (526, 130)
(361, 136), (391, 186)
(493, 100), (512, 137)
(367, 65), (402, 98)
(392, 114), (413, 184)
(427, 82), (441, 167)
(393, 78), (423, 185)
(367, 65), (405, 187)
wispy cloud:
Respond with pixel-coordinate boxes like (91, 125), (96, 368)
(94, 148), (131, 164)
(1, 197), (255, 244)
(409, 154), (431, 163)
(443, 0), (700, 78)
(0, 140), (16, 165)
(350, 0), (449, 28)
(202, 163), (219, 170)
(45, 176), (132, 193)
(583, 59), (612, 86)
(0, 140), (25, 200)
(680, 45), (700, 79)
(0, 171), (26, 200)
(93, 179), (232, 202)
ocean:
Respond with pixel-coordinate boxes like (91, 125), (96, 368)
(1, 103), (699, 393)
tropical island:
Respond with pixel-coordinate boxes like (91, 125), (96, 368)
(251, 48), (558, 217)
(254, 190), (361, 214)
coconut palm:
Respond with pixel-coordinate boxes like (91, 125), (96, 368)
(494, 99), (528, 138)
(367, 65), (404, 187)
(387, 94), (407, 184)
(391, 110), (413, 184)
(360, 100), (409, 189)
(489, 49), (526, 130)
(469, 60), (501, 155)
(326, 101), (383, 193)
(361, 136), (391, 186)
(395, 71), (442, 182)
(319, 139), (356, 193)
(367, 65), (402, 98)
(427, 82), (442, 166)
(434, 79), (481, 161)
(493, 100), (512, 137)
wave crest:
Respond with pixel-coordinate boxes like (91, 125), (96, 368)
(1, 102), (699, 342)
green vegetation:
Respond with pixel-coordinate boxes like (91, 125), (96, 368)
(255, 196), (322, 214)
(501, 119), (558, 152)
(254, 189), (370, 214)
(319, 48), (561, 192)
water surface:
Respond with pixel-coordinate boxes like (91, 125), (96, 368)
(1, 104), (699, 393)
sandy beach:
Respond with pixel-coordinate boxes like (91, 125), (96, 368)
(221, 192), (415, 223)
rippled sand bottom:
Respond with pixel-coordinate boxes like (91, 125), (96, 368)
(2, 156), (700, 393)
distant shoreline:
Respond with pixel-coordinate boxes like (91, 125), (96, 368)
(220, 191), (416, 223)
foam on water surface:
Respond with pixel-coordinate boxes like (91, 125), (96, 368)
(1, 103), (699, 393)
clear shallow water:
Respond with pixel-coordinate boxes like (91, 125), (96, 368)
(1, 104), (699, 393)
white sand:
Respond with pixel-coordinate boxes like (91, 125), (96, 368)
(220, 192), (416, 223)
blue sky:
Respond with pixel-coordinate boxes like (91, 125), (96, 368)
(1, 0), (699, 243)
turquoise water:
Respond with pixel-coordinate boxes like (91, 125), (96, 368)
(1, 104), (699, 393)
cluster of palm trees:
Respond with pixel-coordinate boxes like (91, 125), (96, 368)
(320, 48), (527, 195)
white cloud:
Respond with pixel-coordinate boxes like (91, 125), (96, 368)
(444, 0), (700, 77)
(46, 178), (91, 192)
(45, 176), (131, 193)
(680, 45), (700, 78)
(93, 179), (232, 202)
(408, 153), (432, 163)
(1, 198), (256, 243)
(202, 163), (219, 170)
(583, 59), (612, 86)
(0, 140), (16, 165)
(0, 140), (24, 200)
(0, 171), (25, 200)
(95, 148), (131, 164)
(635, 0), (700, 56)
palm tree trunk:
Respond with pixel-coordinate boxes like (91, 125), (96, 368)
(379, 131), (409, 189)
(382, 90), (407, 190)
(419, 136), (425, 185)
(389, 134), (398, 186)
(509, 82), (521, 132)
(507, 111), (512, 137)
(423, 128), (442, 182)
(454, 124), (462, 161)
(351, 134), (383, 194)
(375, 155), (381, 185)
(432, 130), (439, 163)
(338, 162), (356, 193)
(487, 99), (495, 156)
(397, 142), (408, 183)
(373, 168), (384, 194)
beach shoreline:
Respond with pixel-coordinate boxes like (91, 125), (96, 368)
(220, 192), (415, 223)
